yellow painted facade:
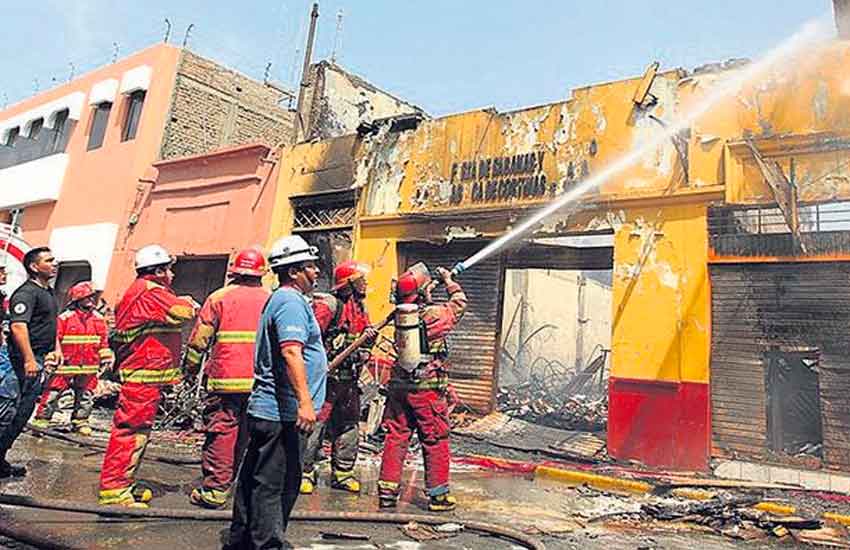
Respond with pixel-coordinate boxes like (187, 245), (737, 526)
(267, 39), (850, 469)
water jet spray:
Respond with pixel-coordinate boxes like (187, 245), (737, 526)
(449, 16), (832, 278)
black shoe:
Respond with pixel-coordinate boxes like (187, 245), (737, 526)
(0, 460), (27, 478)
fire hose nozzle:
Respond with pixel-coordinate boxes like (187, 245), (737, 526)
(450, 262), (467, 276)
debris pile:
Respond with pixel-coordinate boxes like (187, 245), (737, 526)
(498, 385), (607, 432)
(641, 495), (847, 544)
(401, 521), (464, 542)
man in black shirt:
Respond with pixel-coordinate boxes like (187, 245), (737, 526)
(0, 247), (58, 478)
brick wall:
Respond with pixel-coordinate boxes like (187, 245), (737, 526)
(160, 51), (295, 159)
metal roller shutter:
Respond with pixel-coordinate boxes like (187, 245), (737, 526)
(709, 262), (850, 469)
(399, 241), (504, 413)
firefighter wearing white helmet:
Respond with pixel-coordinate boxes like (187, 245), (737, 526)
(227, 235), (327, 549)
(99, 244), (198, 507)
(267, 235), (320, 269)
(134, 244), (174, 271)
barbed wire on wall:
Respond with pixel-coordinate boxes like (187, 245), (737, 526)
(2, 7), (314, 110)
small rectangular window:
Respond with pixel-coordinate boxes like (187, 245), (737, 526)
(87, 102), (112, 151)
(122, 90), (146, 142)
(50, 109), (70, 153)
(5, 126), (19, 147)
(29, 118), (44, 140)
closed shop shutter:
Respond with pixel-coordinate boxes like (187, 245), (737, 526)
(710, 262), (850, 469)
(399, 242), (504, 413)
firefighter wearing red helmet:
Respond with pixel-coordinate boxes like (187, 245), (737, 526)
(31, 281), (113, 436)
(378, 264), (467, 512)
(99, 245), (199, 508)
(301, 260), (377, 495)
(182, 248), (271, 509)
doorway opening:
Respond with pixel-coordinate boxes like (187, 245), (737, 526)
(55, 261), (92, 309)
(498, 234), (614, 433)
(765, 350), (824, 458)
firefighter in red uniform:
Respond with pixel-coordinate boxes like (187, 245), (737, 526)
(98, 245), (197, 508)
(301, 260), (377, 494)
(378, 265), (467, 512)
(31, 282), (113, 436)
(183, 248), (270, 509)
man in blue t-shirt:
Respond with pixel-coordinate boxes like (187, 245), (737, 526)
(227, 235), (327, 550)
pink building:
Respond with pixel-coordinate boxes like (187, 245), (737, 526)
(0, 44), (293, 303)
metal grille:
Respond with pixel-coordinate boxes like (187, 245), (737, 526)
(709, 201), (850, 236)
(292, 202), (355, 230)
(709, 201), (850, 258)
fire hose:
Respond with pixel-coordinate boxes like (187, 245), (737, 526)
(25, 424), (201, 465)
(0, 493), (545, 550)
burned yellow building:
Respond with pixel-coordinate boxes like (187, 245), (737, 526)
(269, 33), (850, 475)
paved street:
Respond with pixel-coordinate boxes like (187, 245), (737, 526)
(0, 431), (807, 549)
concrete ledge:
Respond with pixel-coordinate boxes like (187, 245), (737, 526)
(714, 459), (850, 495)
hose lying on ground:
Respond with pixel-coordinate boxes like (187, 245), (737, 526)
(24, 425), (201, 465)
(0, 516), (80, 550)
(0, 493), (544, 550)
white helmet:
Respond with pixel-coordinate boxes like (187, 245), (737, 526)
(135, 244), (175, 270)
(268, 235), (318, 270)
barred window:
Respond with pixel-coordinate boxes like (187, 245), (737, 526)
(292, 197), (356, 231)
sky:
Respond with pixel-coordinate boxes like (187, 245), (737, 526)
(2, 1), (835, 116)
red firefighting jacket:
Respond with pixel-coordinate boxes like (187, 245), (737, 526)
(391, 280), (467, 390)
(313, 293), (372, 381)
(55, 308), (113, 376)
(112, 277), (195, 385)
(185, 283), (269, 393)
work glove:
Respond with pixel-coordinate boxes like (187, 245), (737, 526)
(43, 351), (60, 376)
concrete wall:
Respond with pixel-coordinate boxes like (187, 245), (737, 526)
(160, 51), (294, 160)
(304, 61), (424, 141)
(108, 143), (280, 304)
(500, 269), (612, 387)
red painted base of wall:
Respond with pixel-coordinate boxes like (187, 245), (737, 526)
(608, 377), (710, 471)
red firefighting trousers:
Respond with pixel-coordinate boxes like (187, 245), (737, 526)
(35, 374), (98, 423)
(201, 393), (249, 493)
(99, 383), (161, 498)
(378, 388), (451, 496)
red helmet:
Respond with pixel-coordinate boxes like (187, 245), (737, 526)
(229, 248), (267, 277)
(67, 281), (97, 304)
(395, 263), (431, 303)
(333, 260), (370, 291)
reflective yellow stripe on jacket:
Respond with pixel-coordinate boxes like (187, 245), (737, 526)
(119, 367), (182, 384)
(186, 347), (203, 364)
(61, 335), (102, 345)
(206, 377), (254, 393)
(216, 331), (256, 344)
(112, 326), (181, 344)
(55, 365), (99, 375)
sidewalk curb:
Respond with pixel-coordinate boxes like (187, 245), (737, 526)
(535, 465), (652, 494)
